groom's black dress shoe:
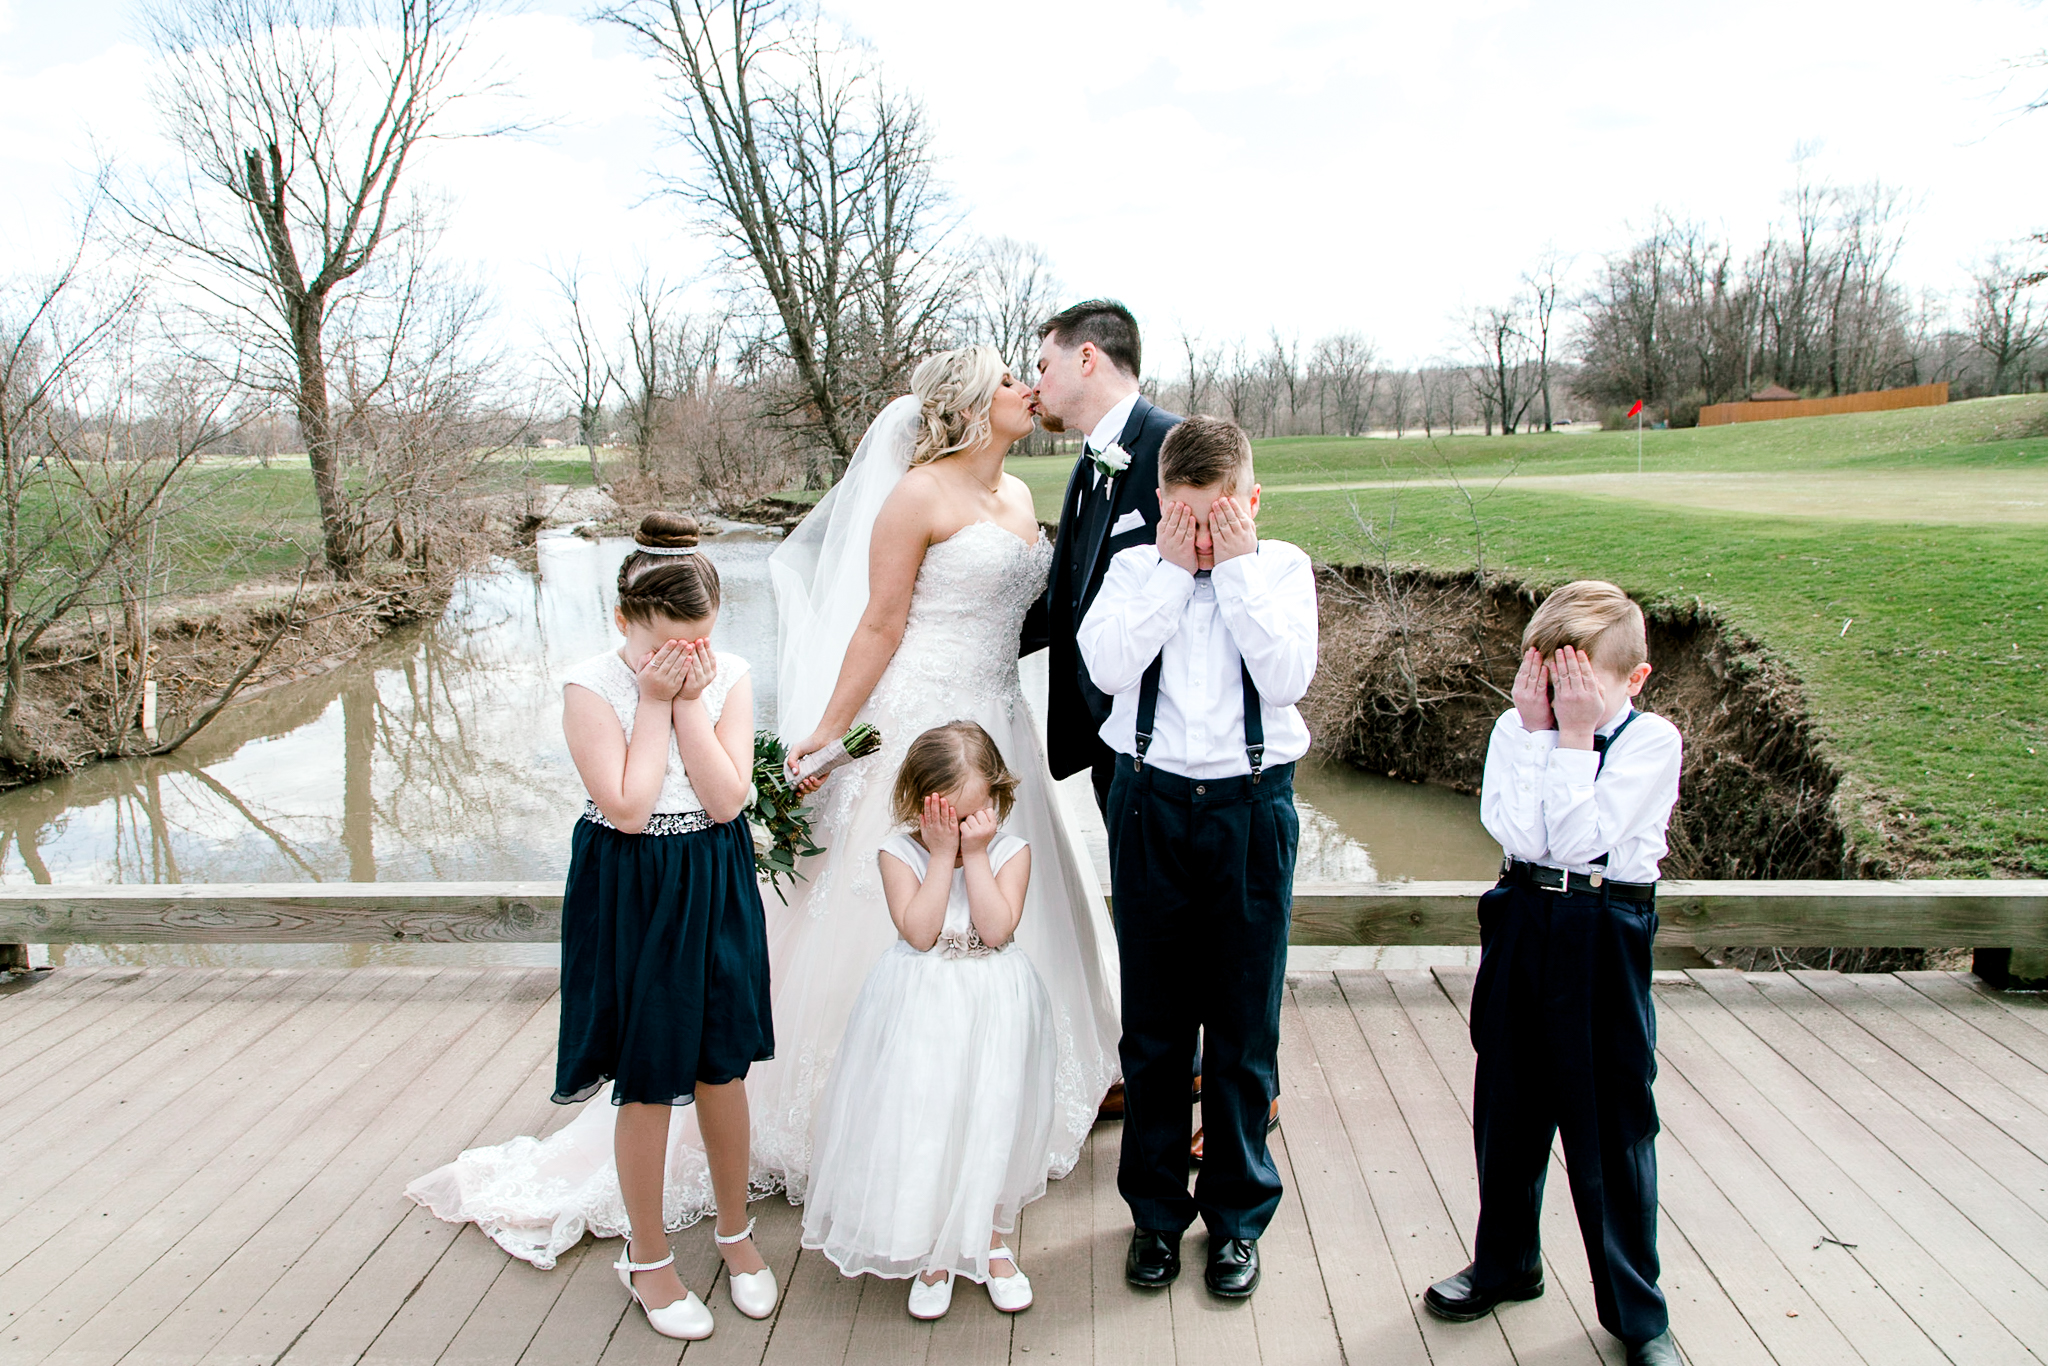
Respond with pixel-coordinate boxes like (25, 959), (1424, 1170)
(1126, 1229), (1182, 1288)
(1205, 1237), (1260, 1298)
(1421, 1264), (1544, 1321)
(1626, 1331), (1680, 1366)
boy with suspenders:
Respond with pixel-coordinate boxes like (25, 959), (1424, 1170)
(1424, 581), (1684, 1366)
(1078, 416), (1319, 1300)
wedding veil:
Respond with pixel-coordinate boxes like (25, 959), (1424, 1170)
(768, 394), (921, 745)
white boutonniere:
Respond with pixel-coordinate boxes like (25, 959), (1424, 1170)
(1092, 441), (1130, 480)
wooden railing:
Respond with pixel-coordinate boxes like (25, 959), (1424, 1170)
(2, 880), (2044, 948)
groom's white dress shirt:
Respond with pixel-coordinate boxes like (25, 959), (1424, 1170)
(1085, 391), (1142, 491)
(1077, 540), (1318, 780)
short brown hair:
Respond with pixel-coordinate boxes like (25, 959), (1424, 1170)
(1037, 299), (1141, 379)
(616, 512), (721, 625)
(891, 721), (1019, 826)
(1522, 580), (1648, 673)
(1159, 415), (1254, 493)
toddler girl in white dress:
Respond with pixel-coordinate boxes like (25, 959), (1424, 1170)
(801, 721), (1058, 1320)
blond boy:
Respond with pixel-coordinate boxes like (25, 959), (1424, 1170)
(1423, 581), (1683, 1366)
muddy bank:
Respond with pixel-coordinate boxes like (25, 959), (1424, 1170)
(1301, 564), (1896, 883)
(2, 573), (453, 789)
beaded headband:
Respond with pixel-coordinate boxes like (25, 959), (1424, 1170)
(631, 545), (695, 557)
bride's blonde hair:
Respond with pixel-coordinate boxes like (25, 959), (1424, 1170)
(909, 345), (1008, 467)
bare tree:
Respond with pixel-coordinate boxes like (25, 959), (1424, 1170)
(1969, 253), (2047, 394)
(622, 268), (679, 477)
(963, 237), (1061, 376)
(1264, 331), (1301, 436)
(608, 0), (960, 483)
(131, 0), (512, 578)
(1522, 251), (1568, 431)
(0, 204), (268, 773)
(541, 260), (617, 486)
(1309, 333), (1377, 435)
(1468, 305), (1538, 435)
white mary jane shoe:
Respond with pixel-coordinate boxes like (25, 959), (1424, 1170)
(715, 1216), (779, 1320)
(907, 1270), (954, 1320)
(614, 1247), (714, 1340)
(985, 1246), (1033, 1313)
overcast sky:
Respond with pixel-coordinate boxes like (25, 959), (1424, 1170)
(4, 0), (2044, 368)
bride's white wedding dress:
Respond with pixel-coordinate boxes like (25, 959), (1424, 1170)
(408, 400), (1121, 1268)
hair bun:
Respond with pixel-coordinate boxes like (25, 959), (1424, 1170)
(634, 510), (700, 550)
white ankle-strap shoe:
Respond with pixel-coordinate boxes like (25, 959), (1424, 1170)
(907, 1270), (954, 1320)
(714, 1216), (779, 1320)
(985, 1246), (1033, 1312)
(613, 1247), (714, 1340)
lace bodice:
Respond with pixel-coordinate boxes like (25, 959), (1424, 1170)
(879, 831), (1029, 959)
(870, 521), (1052, 719)
(560, 648), (748, 815)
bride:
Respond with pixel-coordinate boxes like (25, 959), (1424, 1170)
(408, 345), (1121, 1269)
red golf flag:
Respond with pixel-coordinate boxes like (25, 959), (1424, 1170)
(1626, 399), (1645, 418)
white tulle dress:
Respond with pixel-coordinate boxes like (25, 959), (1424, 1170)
(406, 509), (1121, 1269)
(803, 830), (1056, 1283)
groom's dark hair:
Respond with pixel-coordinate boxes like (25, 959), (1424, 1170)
(1038, 299), (1141, 379)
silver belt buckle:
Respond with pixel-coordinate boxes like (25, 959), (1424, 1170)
(1533, 865), (1567, 893)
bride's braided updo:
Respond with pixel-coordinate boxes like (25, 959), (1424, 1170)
(909, 345), (1007, 467)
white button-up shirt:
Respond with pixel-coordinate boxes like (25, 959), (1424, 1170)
(1479, 706), (1683, 884)
(1078, 541), (1319, 779)
(1085, 391), (1141, 491)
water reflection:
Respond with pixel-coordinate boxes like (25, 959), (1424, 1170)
(3, 529), (783, 894)
(8, 523), (1496, 965)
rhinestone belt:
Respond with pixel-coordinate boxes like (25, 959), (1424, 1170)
(581, 802), (717, 837)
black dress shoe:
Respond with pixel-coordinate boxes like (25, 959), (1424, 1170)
(1626, 1330), (1680, 1365)
(1126, 1228), (1182, 1288)
(1205, 1237), (1260, 1298)
(1421, 1264), (1544, 1321)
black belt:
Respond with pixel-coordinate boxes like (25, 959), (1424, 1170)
(1502, 858), (1656, 904)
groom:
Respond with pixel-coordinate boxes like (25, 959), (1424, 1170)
(1024, 300), (1181, 815)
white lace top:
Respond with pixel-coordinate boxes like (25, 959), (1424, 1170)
(877, 830), (1028, 959)
(560, 648), (749, 815)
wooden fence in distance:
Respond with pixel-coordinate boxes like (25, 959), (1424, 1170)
(1697, 381), (1948, 426)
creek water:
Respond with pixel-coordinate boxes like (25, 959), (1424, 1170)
(4, 528), (1496, 967)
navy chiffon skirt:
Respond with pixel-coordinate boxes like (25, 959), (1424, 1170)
(553, 815), (774, 1106)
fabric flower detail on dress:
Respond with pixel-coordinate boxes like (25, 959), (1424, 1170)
(1091, 440), (1130, 481)
(936, 922), (998, 960)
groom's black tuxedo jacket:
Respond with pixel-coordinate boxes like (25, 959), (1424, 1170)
(1023, 396), (1182, 781)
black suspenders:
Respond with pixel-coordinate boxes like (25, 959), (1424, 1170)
(1594, 708), (1640, 776)
(1587, 707), (1640, 868)
(1133, 655), (1266, 783)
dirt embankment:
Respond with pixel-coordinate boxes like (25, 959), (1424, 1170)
(4, 574), (450, 788)
(1301, 565), (1894, 883)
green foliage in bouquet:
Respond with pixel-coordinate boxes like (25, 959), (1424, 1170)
(747, 730), (823, 902)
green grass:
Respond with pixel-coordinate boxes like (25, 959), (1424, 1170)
(1007, 396), (2048, 877)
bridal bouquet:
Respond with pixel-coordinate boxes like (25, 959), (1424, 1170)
(745, 724), (883, 901)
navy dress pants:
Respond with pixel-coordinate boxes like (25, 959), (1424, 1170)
(1469, 880), (1668, 1344)
(1109, 760), (1298, 1240)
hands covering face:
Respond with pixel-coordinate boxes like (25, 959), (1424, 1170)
(919, 793), (998, 863)
(1512, 645), (1611, 741)
(635, 639), (692, 703)
(1156, 499), (1201, 573)
(1207, 495), (1257, 563)
(1156, 493), (1256, 573)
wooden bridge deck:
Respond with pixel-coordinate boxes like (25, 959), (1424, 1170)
(3, 964), (2046, 1366)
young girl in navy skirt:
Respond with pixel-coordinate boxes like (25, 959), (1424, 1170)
(556, 512), (776, 1340)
